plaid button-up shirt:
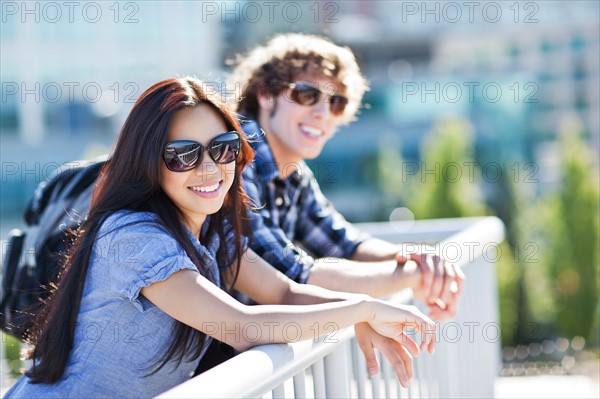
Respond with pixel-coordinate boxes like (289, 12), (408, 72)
(241, 119), (369, 283)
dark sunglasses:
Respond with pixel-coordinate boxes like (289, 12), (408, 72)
(284, 82), (349, 116)
(163, 131), (241, 172)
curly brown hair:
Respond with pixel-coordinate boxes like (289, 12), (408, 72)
(227, 33), (369, 125)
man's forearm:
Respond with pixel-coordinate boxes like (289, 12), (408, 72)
(351, 237), (403, 262)
(306, 257), (420, 298)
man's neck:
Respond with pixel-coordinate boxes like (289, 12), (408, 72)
(257, 118), (303, 179)
(270, 137), (304, 179)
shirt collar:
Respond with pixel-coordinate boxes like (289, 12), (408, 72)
(240, 118), (307, 183)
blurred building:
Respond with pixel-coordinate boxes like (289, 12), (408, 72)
(1, 2), (223, 219)
(1, 2), (223, 142)
(431, 17), (599, 155)
(220, 0), (599, 221)
(1, 1), (598, 224)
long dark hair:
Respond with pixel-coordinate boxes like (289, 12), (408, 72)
(25, 77), (254, 384)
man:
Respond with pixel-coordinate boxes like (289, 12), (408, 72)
(228, 33), (465, 321)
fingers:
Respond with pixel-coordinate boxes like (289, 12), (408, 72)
(395, 251), (409, 265)
(407, 251), (467, 322)
(428, 306), (450, 321)
(437, 260), (456, 309)
(355, 323), (380, 376)
(358, 320), (416, 388)
(404, 312), (437, 355)
(393, 332), (420, 357)
(378, 338), (414, 387)
(420, 318), (437, 354)
(401, 306), (437, 354)
(433, 263), (466, 319)
(428, 255), (445, 306)
(411, 253), (434, 292)
(370, 302), (437, 356)
(447, 264), (466, 315)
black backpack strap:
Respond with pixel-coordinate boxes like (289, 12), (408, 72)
(24, 156), (108, 225)
(25, 164), (80, 226)
(22, 158), (108, 268)
(0, 230), (25, 311)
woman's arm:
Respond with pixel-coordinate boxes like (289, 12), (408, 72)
(141, 251), (435, 349)
(142, 269), (367, 349)
(141, 250), (435, 386)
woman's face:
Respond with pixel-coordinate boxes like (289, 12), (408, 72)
(160, 105), (237, 235)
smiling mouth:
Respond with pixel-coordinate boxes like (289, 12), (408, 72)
(300, 124), (324, 138)
(188, 181), (221, 193)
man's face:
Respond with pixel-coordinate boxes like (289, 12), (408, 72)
(258, 74), (346, 168)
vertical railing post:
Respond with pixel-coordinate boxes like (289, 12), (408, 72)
(350, 339), (367, 397)
(324, 344), (351, 398)
(293, 371), (306, 398)
(311, 358), (327, 398)
(271, 383), (285, 399)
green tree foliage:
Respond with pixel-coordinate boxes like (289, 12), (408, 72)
(4, 335), (22, 378)
(493, 170), (532, 346)
(377, 134), (406, 213)
(408, 117), (487, 219)
(543, 119), (600, 340)
(495, 170), (555, 345)
(495, 240), (523, 346)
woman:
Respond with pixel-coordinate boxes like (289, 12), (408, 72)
(5, 77), (436, 398)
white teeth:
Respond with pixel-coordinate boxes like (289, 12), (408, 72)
(190, 183), (219, 193)
(301, 125), (323, 138)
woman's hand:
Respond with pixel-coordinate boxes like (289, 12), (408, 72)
(355, 322), (418, 387)
(367, 300), (437, 355)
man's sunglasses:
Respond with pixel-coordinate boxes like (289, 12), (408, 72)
(163, 131), (241, 172)
(284, 82), (349, 116)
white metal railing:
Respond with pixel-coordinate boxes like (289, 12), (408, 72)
(159, 216), (505, 399)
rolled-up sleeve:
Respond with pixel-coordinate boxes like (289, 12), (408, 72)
(96, 214), (199, 312)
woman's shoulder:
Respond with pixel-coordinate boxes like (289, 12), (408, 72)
(92, 211), (190, 273)
(102, 210), (161, 230)
(97, 211), (168, 242)
(103, 210), (158, 225)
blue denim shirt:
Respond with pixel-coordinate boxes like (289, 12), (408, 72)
(5, 211), (234, 398)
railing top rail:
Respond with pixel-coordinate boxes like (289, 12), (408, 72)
(356, 216), (504, 245)
(157, 328), (356, 399)
(157, 216), (505, 399)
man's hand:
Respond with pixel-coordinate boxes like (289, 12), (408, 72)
(354, 322), (418, 388)
(396, 252), (465, 320)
